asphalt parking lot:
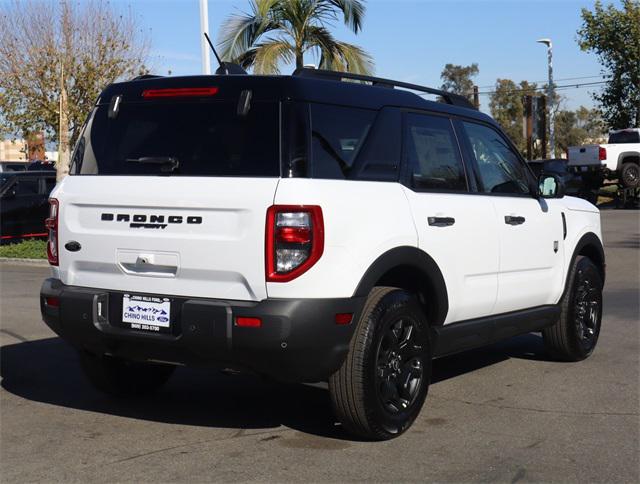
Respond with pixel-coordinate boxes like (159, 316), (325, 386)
(1, 209), (638, 483)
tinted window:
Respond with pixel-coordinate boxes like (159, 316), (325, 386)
(405, 113), (467, 191)
(15, 178), (39, 196)
(609, 130), (640, 144)
(352, 108), (401, 182)
(310, 103), (375, 179)
(462, 122), (531, 194)
(75, 101), (279, 176)
(543, 159), (567, 174)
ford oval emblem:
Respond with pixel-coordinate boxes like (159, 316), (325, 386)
(64, 241), (81, 252)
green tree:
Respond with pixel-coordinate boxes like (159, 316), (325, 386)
(440, 63), (479, 100)
(555, 107), (606, 155)
(489, 79), (538, 153)
(218, 0), (373, 75)
(575, 106), (606, 141)
(578, 0), (640, 128)
(0, 0), (149, 178)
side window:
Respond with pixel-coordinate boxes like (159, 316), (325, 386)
(309, 103), (375, 179)
(14, 178), (39, 196)
(352, 108), (401, 182)
(462, 122), (531, 195)
(405, 113), (467, 192)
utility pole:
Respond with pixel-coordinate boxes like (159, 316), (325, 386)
(473, 85), (479, 110)
(524, 95), (533, 160)
(537, 38), (555, 158)
(540, 95), (547, 159)
(199, 0), (211, 75)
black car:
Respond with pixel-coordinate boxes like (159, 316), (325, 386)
(0, 171), (57, 242)
(0, 161), (27, 172)
(27, 160), (56, 171)
(527, 158), (582, 197)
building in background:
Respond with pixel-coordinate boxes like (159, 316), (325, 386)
(0, 132), (50, 162)
(26, 132), (45, 161)
(0, 139), (27, 161)
(45, 151), (59, 163)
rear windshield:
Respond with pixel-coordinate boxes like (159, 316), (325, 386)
(608, 130), (640, 144)
(72, 100), (280, 176)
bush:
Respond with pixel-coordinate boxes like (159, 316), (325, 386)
(0, 239), (47, 259)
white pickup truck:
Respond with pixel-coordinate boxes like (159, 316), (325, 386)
(568, 128), (640, 189)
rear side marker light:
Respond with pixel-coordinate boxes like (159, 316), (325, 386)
(45, 199), (59, 266)
(236, 317), (262, 328)
(266, 205), (324, 283)
(335, 313), (353, 325)
(141, 87), (219, 99)
(45, 297), (60, 308)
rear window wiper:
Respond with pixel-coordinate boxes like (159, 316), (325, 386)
(126, 157), (179, 173)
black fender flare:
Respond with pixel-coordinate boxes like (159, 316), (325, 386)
(562, 232), (606, 300)
(617, 151), (640, 170)
(352, 246), (449, 325)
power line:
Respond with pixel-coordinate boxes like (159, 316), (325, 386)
(474, 80), (607, 96)
(473, 74), (608, 90)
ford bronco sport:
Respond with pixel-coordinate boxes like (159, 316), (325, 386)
(40, 68), (605, 440)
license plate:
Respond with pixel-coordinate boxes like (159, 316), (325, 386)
(122, 294), (171, 332)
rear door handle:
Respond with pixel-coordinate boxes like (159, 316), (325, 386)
(428, 216), (455, 227)
(504, 215), (526, 225)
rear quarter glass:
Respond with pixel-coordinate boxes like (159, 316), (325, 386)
(74, 100), (280, 177)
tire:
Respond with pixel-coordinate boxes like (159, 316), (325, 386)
(543, 256), (603, 361)
(620, 162), (639, 189)
(78, 351), (175, 396)
(329, 287), (431, 440)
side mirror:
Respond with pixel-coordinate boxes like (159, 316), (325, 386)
(538, 173), (565, 199)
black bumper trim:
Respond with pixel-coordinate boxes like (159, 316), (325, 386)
(40, 279), (365, 383)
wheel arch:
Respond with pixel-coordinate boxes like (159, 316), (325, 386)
(353, 246), (449, 326)
(616, 151), (640, 170)
(563, 232), (606, 298)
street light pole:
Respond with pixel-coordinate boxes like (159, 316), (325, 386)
(199, 0), (211, 75)
(537, 38), (555, 158)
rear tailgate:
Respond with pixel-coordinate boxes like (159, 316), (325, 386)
(54, 77), (285, 301)
(567, 145), (602, 167)
(55, 176), (277, 301)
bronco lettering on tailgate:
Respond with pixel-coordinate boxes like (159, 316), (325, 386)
(100, 213), (202, 230)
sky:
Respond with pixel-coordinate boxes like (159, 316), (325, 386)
(116, 0), (611, 112)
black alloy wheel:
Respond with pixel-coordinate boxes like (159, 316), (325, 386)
(375, 317), (425, 415)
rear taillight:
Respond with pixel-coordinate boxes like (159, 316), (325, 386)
(45, 198), (59, 266)
(599, 146), (607, 161)
(266, 205), (324, 282)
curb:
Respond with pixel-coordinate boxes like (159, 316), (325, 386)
(0, 257), (50, 267)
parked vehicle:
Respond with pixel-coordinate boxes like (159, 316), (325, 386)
(27, 160), (56, 171)
(527, 158), (582, 195)
(568, 128), (640, 189)
(40, 69), (605, 440)
(1, 171), (57, 241)
(0, 161), (27, 173)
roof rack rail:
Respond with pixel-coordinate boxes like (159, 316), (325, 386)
(293, 68), (477, 110)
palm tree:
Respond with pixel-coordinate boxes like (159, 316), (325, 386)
(218, 0), (373, 75)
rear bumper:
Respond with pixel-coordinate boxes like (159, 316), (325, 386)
(568, 164), (606, 174)
(40, 278), (365, 382)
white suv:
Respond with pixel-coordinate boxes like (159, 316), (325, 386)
(40, 69), (605, 440)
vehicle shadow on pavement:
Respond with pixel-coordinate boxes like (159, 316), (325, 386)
(1, 333), (548, 440)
